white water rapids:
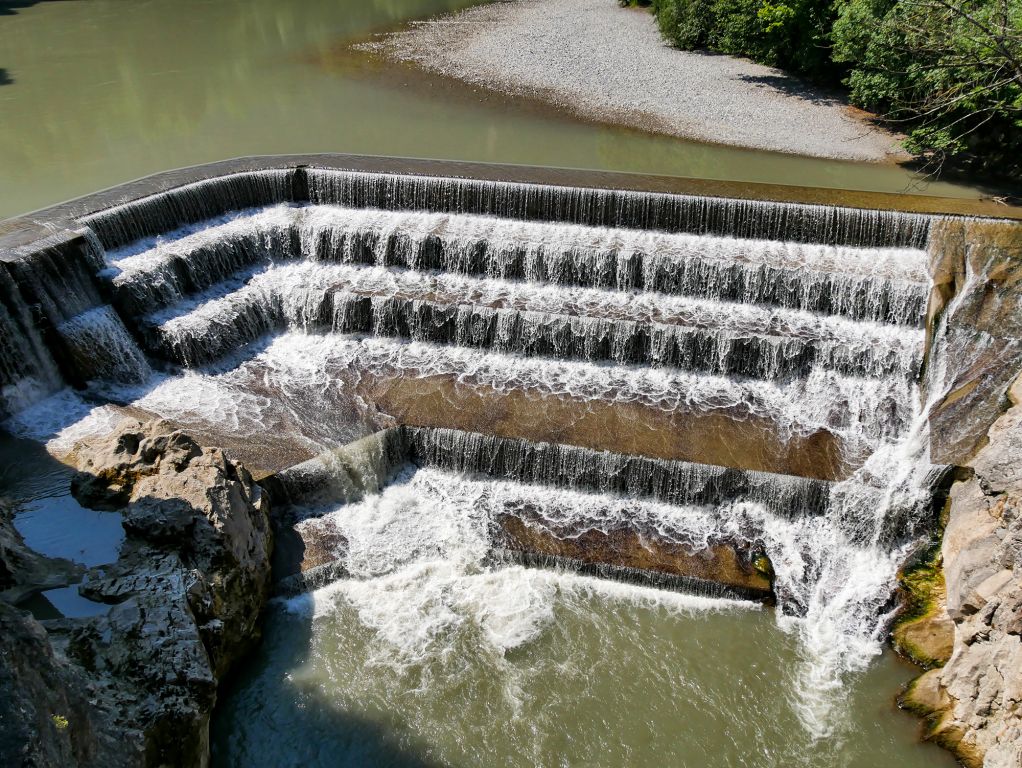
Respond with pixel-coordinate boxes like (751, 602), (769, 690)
(0, 195), (948, 754)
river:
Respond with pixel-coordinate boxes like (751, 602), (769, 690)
(0, 2), (966, 765)
(0, 0), (986, 221)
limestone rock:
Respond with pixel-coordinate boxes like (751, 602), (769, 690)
(908, 400), (1022, 767)
(0, 419), (273, 767)
(70, 418), (273, 678)
(925, 218), (1022, 465)
(895, 611), (954, 667)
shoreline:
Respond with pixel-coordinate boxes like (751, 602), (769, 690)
(369, 0), (907, 163)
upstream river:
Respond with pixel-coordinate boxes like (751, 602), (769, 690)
(0, 1), (962, 766)
(0, 0), (986, 220)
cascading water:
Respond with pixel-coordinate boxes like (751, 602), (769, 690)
(0, 168), (961, 761)
(0, 268), (63, 417)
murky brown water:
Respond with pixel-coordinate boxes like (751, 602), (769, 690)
(212, 554), (956, 768)
(0, 0), (986, 220)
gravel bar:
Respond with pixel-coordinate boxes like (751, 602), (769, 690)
(374, 0), (905, 162)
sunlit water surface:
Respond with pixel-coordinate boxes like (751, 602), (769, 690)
(0, 0), (984, 219)
(212, 571), (952, 768)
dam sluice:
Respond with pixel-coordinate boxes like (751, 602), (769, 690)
(2, 160), (992, 746)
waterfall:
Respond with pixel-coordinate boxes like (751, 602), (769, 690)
(0, 163), (962, 745)
(140, 262), (922, 380)
(56, 306), (152, 386)
(74, 167), (933, 255)
(304, 168), (932, 248)
(0, 267), (63, 417)
(80, 169), (297, 251)
(401, 426), (838, 518)
(124, 332), (914, 476)
(0, 232), (112, 414)
(102, 204), (929, 325)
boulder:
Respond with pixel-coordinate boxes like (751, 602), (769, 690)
(0, 419), (272, 767)
(904, 398), (1022, 768)
(70, 419), (273, 678)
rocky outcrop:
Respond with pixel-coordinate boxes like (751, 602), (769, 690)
(69, 419), (274, 679)
(0, 600), (115, 767)
(924, 218), (1022, 466)
(892, 546), (955, 670)
(0, 419), (272, 767)
(903, 380), (1022, 768)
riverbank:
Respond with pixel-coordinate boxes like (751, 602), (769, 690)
(371, 0), (906, 162)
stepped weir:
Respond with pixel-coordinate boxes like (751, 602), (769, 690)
(6, 155), (1018, 736)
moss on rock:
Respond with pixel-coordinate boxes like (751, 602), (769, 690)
(891, 535), (954, 669)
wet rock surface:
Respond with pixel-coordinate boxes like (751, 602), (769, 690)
(904, 383), (1022, 768)
(493, 512), (772, 600)
(0, 419), (272, 767)
(925, 218), (1022, 466)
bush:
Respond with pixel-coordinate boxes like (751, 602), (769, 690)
(838, 0), (1022, 177)
(653, 0), (717, 48)
(649, 0), (1022, 179)
(709, 0), (768, 58)
(653, 0), (838, 75)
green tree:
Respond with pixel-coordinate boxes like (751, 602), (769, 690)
(836, 0), (1022, 174)
(654, 0), (717, 48)
(652, 0), (1022, 177)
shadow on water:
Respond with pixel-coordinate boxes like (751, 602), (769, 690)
(0, 1), (74, 16)
(211, 597), (452, 768)
(0, 429), (125, 617)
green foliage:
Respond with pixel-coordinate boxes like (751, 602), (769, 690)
(653, 0), (838, 74)
(843, 0), (1022, 175)
(650, 0), (1022, 179)
(653, 0), (716, 48)
(711, 0), (768, 59)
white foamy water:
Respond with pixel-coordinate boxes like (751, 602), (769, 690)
(287, 467), (756, 665)
(111, 331), (914, 462)
(146, 260), (924, 379)
(286, 452), (939, 740)
(107, 203), (930, 283)
(57, 306), (152, 385)
(3, 389), (125, 456)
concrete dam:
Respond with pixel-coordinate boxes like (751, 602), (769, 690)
(2, 156), (1019, 763)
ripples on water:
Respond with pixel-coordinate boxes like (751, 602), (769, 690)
(206, 467), (951, 767)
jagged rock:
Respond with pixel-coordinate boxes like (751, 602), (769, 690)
(0, 601), (119, 767)
(0, 500), (84, 605)
(925, 219), (1022, 465)
(0, 419), (272, 767)
(904, 395), (1022, 768)
(70, 418), (273, 678)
